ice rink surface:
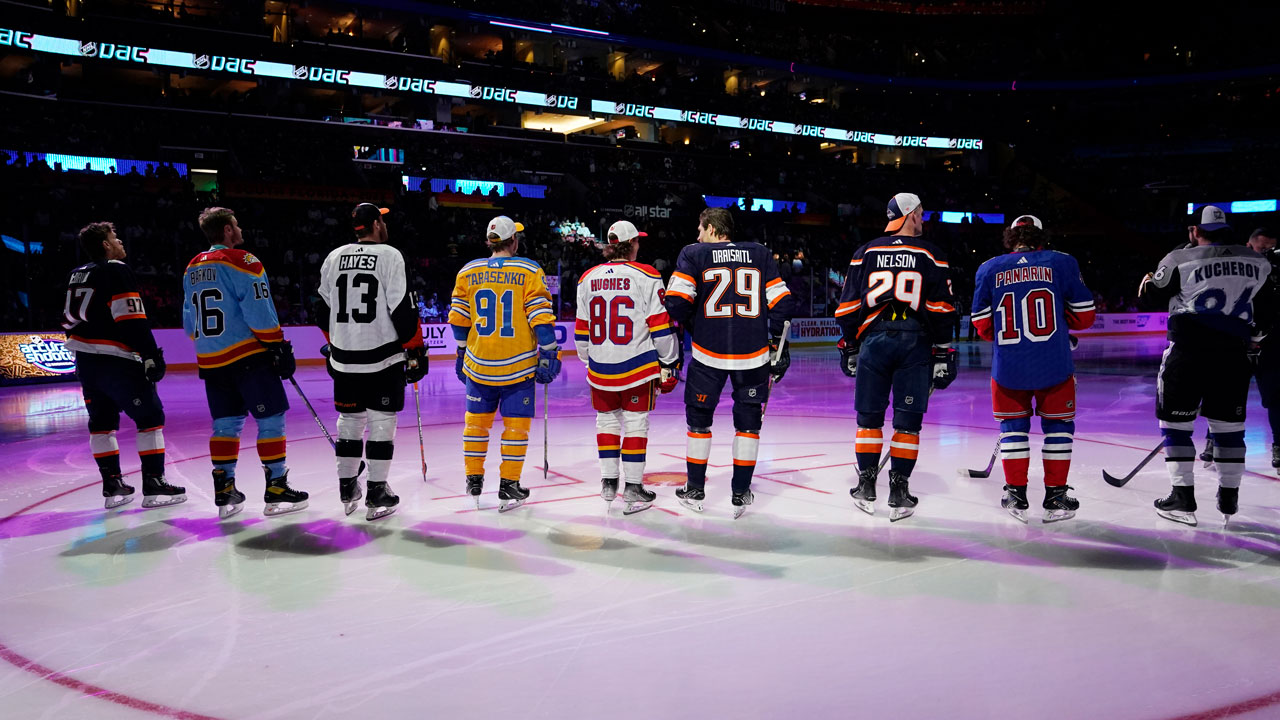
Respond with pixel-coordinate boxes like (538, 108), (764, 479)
(2, 336), (1279, 720)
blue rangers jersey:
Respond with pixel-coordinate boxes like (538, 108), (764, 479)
(971, 249), (1096, 390)
(183, 245), (285, 375)
(665, 241), (794, 370)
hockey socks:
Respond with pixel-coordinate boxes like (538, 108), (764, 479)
(999, 418), (1031, 486)
(596, 411), (622, 480)
(1208, 423), (1245, 489)
(366, 410), (397, 484)
(621, 410), (649, 485)
(686, 429), (711, 488)
(731, 431), (760, 495)
(90, 429), (122, 478)
(256, 412), (287, 480)
(463, 411), (495, 477)
(137, 425), (165, 477)
(855, 427), (883, 472)
(1041, 419), (1074, 486)
(499, 417), (531, 480)
(888, 431), (919, 478)
(336, 411), (367, 479)
(1160, 421), (1196, 486)
(210, 415), (247, 478)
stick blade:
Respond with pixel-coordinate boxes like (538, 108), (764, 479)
(962, 468), (992, 479)
(1102, 470), (1130, 488)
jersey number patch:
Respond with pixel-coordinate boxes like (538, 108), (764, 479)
(996, 288), (1056, 345)
(191, 288), (224, 338)
(702, 267), (761, 318)
(336, 273), (379, 324)
(63, 287), (93, 326)
(866, 270), (922, 310)
(474, 288), (516, 338)
(588, 296), (635, 345)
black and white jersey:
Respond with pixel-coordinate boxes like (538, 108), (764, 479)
(317, 241), (421, 373)
(1147, 244), (1271, 342)
(61, 260), (159, 362)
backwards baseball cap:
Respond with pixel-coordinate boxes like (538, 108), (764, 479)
(885, 192), (923, 232)
(1193, 205), (1230, 232)
(1009, 214), (1043, 230)
(607, 220), (647, 243)
(351, 203), (389, 233)
(486, 215), (525, 241)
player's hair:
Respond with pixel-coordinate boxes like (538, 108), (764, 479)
(1251, 227), (1276, 241)
(601, 237), (634, 261)
(198, 207), (236, 243)
(1196, 226), (1234, 244)
(698, 208), (734, 239)
(78, 221), (115, 260)
(486, 232), (516, 253)
(1002, 224), (1046, 252)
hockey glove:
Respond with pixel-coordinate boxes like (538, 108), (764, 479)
(404, 345), (428, 384)
(455, 348), (467, 384)
(1069, 334), (1079, 352)
(837, 338), (858, 379)
(1248, 342), (1263, 367)
(769, 336), (791, 384)
(659, 361), (680, 394)
(930, 345), (958, 390)
(265, 340), (296, 379)
(535, 346), (562, 384)
(142, 348), (166, 383)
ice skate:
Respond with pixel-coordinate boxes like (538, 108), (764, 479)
(675, 484), (705, 513)
(212, 469), (245, 520)
(263, 469), (309, 517)
(339, 475), (362, 517)
(620, 482), (655, 515)
(1042, 485), (1079, 523)
(1001, 484), (1029, 524)
(1200, 437), (1215, 468)
(466, 475), (484, 509)
(849, 468), (877, 516)
(365, 481), (399, 521)
(141, 474), (187, 508)
(497, 478), (529, 513)
(887, 471), (917, 522)
(731, 490), (754, 519)
(1217, 486), (1238, 528)
(1154, 486), (1198, 526)
(102, 474), (135, 510)
(601, 477), (619, 505)
(1272, 444), (1280, 470)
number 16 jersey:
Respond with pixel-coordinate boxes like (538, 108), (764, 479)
(318, 241), (420, 374)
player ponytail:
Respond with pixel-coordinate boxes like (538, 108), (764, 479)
(1002, 224), (1046, 252)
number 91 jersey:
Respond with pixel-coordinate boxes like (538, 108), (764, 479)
(449, 256), (555, 386)
(183, 247), (284, 374)
(971, 249), (1095, 390)
(318, 241), (419, 374)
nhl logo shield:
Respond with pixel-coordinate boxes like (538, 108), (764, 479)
(384, 76), (399, 89)
(292, 65), (308, 79)
(470, 86), (483, 98)
(79, 41), (97, 57)
(194, 54), (210, 69)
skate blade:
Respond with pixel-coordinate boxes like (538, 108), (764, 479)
(622, 501), (652, 515)
(498, 498), (526, 513)
(141, 494), (187, 508)
(1042, 509), (1075, 524)
(677, 498), (704, 513)
(264, 499), (309, 517)
(732, 506), (747, 519)
(472, 495), (482, 510)
(1222, 514), (1233, 529)
(104, 495), (134, 510)
(1202, 460), (1214, 469)
(1004, 506), (1028, 524)
(889, 506), (915, 522)
(343, 500), (360, 517)
(853, 499), (875, 516)
(366, 505), (397, 521)
(218, 502), (244, 520)
(1156, 509), (1198, 526)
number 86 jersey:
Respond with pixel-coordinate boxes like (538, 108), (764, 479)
(575, 261), (679, 389)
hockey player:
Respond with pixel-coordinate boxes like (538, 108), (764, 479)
(63, 221), (183, 509)
(183, 207), (307, 519)
(449, 216), (561, 512)
(318, 203), (427, 521)
(835, 193), (957, 522)
(1139, 205), (1270, 527)
(1246, 228), (1280, 468)
(970, 215), (1096, 523)
(575, 220), (680, 514)
(665, 208), (795, 518)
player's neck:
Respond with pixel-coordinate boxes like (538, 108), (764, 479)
(491, 250), (515, 258)
(702, 236), (731, 244)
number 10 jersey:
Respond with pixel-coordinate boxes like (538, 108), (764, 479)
(318, 241), (420, 374)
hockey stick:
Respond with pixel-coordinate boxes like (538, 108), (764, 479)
(542, 382), (549, 481)
(413, 382), (427, 482)
(762, 320), (792, 418)
(289, 376), (365, 478)
(958, 440), (1000, 479)
(1103, 442), (1164, 487)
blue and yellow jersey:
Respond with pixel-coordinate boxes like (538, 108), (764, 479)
(182, 246), (284, 373)
(449, 256), (555, 386)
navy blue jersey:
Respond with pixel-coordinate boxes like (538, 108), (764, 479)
(834, 235), (955, 346)
(62, 260), (159, 362)
(971, 249), (1096, 390)
(665, 241), (795, 370)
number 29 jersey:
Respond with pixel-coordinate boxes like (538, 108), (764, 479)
(970, 249), (1095, 390)
(182, 246), (284, 375)
(317, 241), (421, 374)
(449, 256), (555, 386)
(665, 241), (794, 370)
(834, 235), (956, 347)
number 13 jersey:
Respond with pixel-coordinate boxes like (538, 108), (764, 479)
(318, 241), (420, 374)
(449, 256), (555, 386)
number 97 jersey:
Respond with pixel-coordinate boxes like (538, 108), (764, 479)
(970, 249), (1096, 391)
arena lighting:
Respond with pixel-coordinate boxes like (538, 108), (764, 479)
(548, 23), (609, 36)
(939, 211), (1005, 224)
(0, 26), (983, 152)
(489, 21), (551, 34)
(703, 195), (808, 213)
(2, 235), (42, 254)
(1186, 200), (1278, 214)
(0, 149), (188, 176)
(401, 176), (548, 199)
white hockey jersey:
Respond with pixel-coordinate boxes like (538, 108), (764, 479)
(575, 261), (679, 390)
(317, 241), (422, 373)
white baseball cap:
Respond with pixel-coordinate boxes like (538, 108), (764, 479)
(1009, 214), (1043, 230)
(486, 215), (525, 241)
(607, 220), (647, 243)
(885, 192), (922, 232)
(1193, 205), (1230, 232)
